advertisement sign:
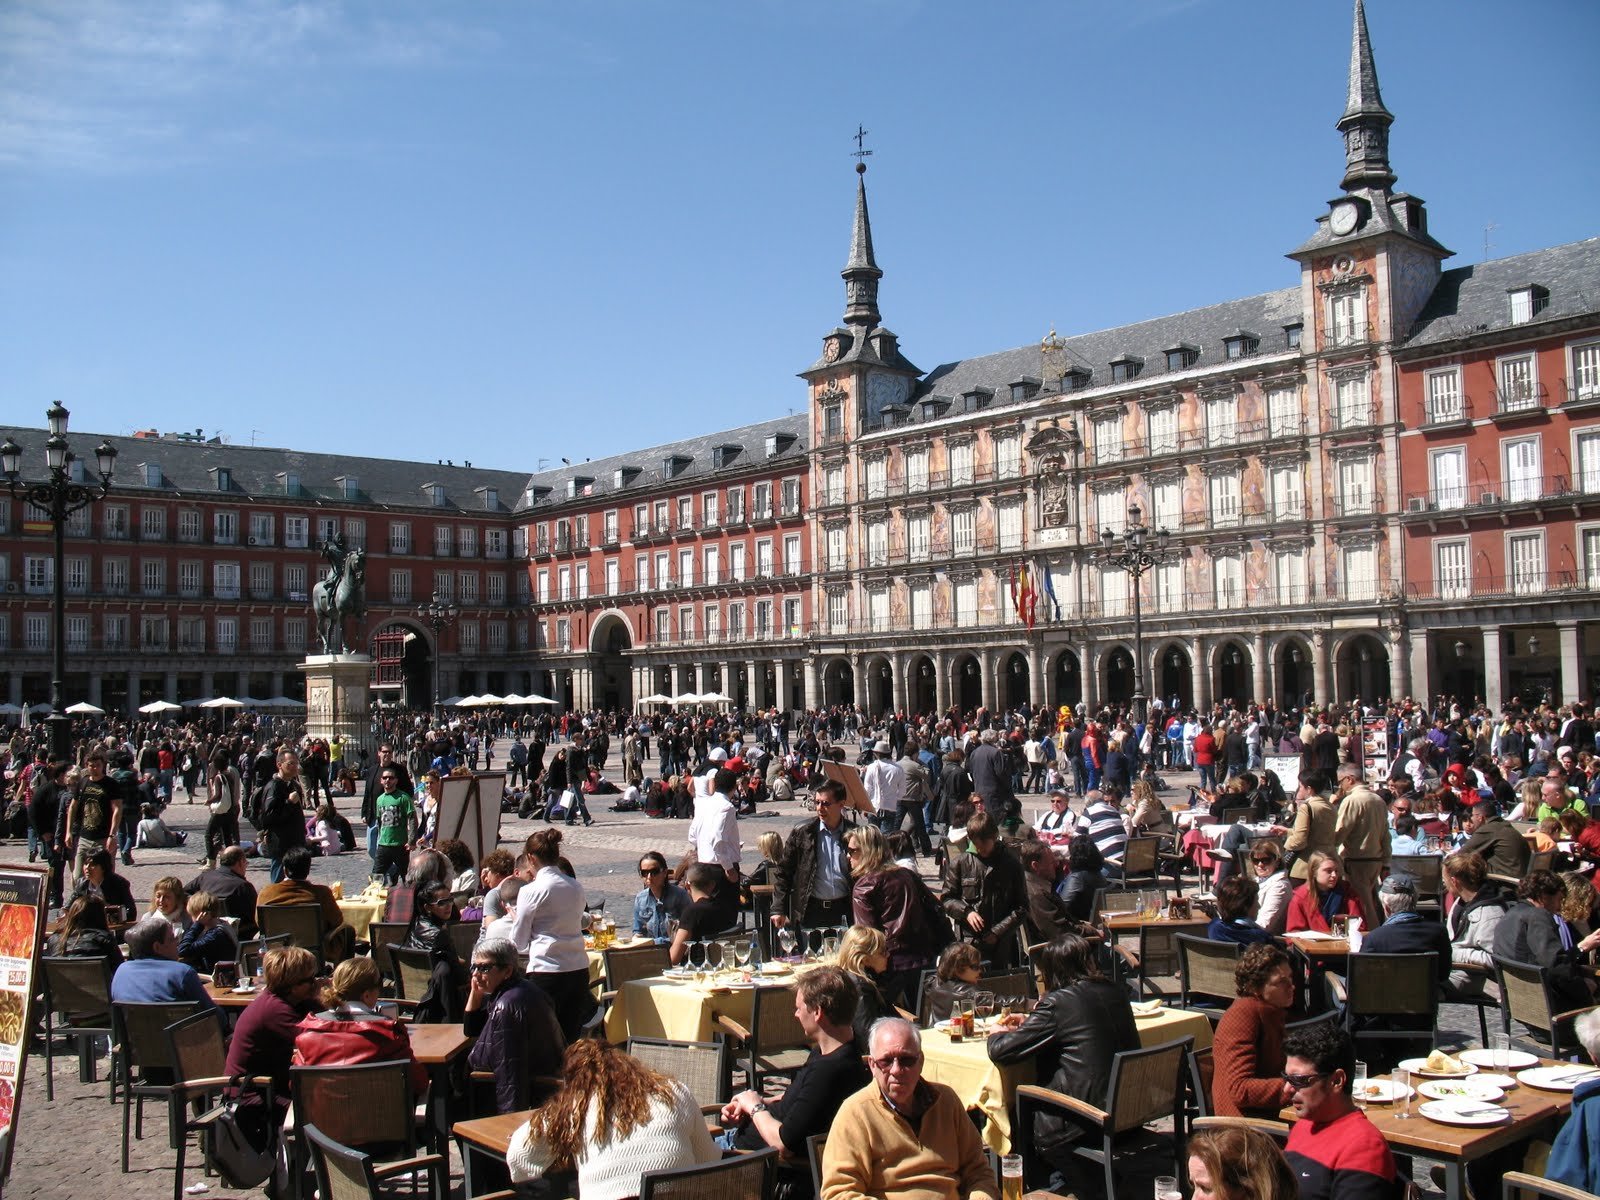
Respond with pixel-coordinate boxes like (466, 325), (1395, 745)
(0, 865), (48, 1190)
(1361, 718), (1390, 786)
(434, 773), (505, 868)
(1263, 755), (1301, 798)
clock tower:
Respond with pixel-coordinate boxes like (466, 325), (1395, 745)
(801, 160), (921, 440)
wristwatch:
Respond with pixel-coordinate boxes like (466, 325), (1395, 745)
(751, 1101), (770, 1114)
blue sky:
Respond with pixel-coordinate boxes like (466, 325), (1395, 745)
(3, 0), (1597, 474)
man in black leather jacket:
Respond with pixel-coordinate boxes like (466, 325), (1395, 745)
(942, 811), (1027, 969)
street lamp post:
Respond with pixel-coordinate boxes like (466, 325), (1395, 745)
(414, 592), (460, 716)
(1098, 502), (1169, 726)
(1, 405), (118, 761)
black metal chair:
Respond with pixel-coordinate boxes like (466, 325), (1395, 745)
(290, 1060), (432, 1200)
(113, 1000), (202, 1172)
(256, 904), (327, 970)
(638, 1146), (778, 1199)
(1175, 934), (1240, 1016)
(39, 954), (118, 1102)
(164, 1008), (270, 1200)
(1329, 952), (1440, 1071)
(303, 1122), (447, 1200)
(1137, 924), (1183, 999)
(1493, 957), (1599, 1061)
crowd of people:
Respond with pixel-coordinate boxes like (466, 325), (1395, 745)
(10, 687), (1600, 1199)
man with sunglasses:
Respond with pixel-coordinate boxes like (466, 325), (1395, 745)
(772, 778), (856, 933)
(1281, 1022), (1399, 1200)
(822, 1017), (998, 1200)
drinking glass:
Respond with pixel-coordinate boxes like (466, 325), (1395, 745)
(1352, 1061), (1369, 1110)
(1001, 1154), (1024, 1200)
(822, 929), (840, 960)
(1394, 1068), (1414, 1119)
(778, 928), (797, 960)
(1155, 1176), (1181, 1200)
(1489, 1031), (1511, 1070)
(1331, 914), (1349, 938)
(734, 937), (753, 970)
(975, 992), (996, 1026)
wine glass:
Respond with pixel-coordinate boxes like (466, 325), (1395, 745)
(734, 937), (753, 970)
(974, 991), (996, 1027)
(822, 929), (840, 960)
(778, 928), (797, 960)
(1352, 1061), (1369, 1110)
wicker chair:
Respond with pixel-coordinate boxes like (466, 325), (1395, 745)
(1329, 952), (1440, 1071)
(303, 1123), (447, 1200)
(388, 945), (436, 1009)
(1115, 837), (1165, 890)
(164, 1009), (266, 1200)
(1175, 934), (1240, 1015)
(113, 1001), (202, 1172)
(39, 954), (118, 1102)
(1387, 855), (1444, 915)
(1013, 1036), (1193, 1200)
(445, 920), (479, 966)
(1502, 1171), (1600, 1200)
(639, 1146), (778, 1199)
(1090, 890), (1140, 924)
(1137, 925), (1182, 1000)
(290, 1061), (431, 1200)
(626, 1036), (732, 1116)
(604, 941), (673, 1002)
(1186, 1045), (1214, 1121)
(1190, 1115), (1290, 1145)
(716, 985), (811, 1093)
(235, 932), (294, 980)
(977, 970), (1035, 1003)
(256, 904), (327, 970)
(1284, 1010), (1340, 1038)
(1493, 957), (1599, 1060)
(366, 921), (409, 985)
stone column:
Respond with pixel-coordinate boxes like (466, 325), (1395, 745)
(774, 658), (791, 713)
(88, 674), (102, 709)
(1558, 621), (1581, 706)
(126, 671), (141, 716)
(1481, 627), (1503, 715)
(981, 649), (999, 712)
(1028, 645), (1044, 709)
(7, 676), (21, 706)
(889, 651), (904, 714)
(1189, 640), (1208, 713)
(803, 658), (820, 712)
(200, 669), (215, 699)
(694, 663), (707, 696)
(1311, 631), (1329, 706)
(1251, 633), (1269, 707)
(1388, 626), (1412, 701)
(851, 655), (866, 712)
(743, 659), (757, 710)
(164, 671), (179, 703)
(270, 671), (285, 699)
(934, 650), (950, 715)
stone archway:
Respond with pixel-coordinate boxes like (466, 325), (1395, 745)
(589, 612), (634, 712)
(909, 655), (937, 715)
(368, 618), (434, 708)
(823, 658), (854, 707)
(1051, 650), (1082, 709)
(1158, 643), (1192, 710)
(1212, 640), (1252, 705)
(1276, 638), (1313, 709)
(1002, 651), (1029, 710)
(1103, 645), (1134, 706)
(1334, 633), (1391, 705)
(953, 654), (983, 713)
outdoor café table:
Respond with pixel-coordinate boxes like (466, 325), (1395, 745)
(203, 980), (262, 1009)
(454, 1109), (532, 1200)
(1102, 911), (1210, 949)
(1282, 932), (1351, 1013)
(336, 895), (385, 940)
(408, 1022), (474, 1150)
(606, 970), (798, 1042)
(584, 935), (651, 986)
(1278, 1057), (1579, 1200)
(919, 1004), (1217, 1155)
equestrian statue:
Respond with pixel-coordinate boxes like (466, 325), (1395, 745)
(311, 534), (367, 655)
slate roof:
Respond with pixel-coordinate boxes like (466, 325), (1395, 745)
(1404, 237), (1600, 348)
(514, 412), (810, 513)
(907, 286), (1304, 421)
(0, 425), (530, 514)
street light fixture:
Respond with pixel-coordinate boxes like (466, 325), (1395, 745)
(1098, 502), (1169, 724)
(414, 592), (460, 712)
(1, 406), (117, 760)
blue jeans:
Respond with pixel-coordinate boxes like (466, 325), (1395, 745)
(1197, 763), (1216, 791)
(268, 856), (286, 884)
(366, 821), (379, 861)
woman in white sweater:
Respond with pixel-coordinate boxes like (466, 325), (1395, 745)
(1249, 839), (1293, 935)
(506, 1038), (718, 1200)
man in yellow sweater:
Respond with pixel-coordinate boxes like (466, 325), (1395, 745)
(821, 1017), (999, 1200)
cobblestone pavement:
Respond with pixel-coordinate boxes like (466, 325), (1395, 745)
(0, 740), (1479, 1198)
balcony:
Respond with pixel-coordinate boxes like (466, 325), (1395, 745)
(1400, 474), (1587, 516)
(1494, 383), (1550, 421)
(1422, 394), (1473, 428)
(1330, 403), (1377, 434)
(1564, 375), (1600, 411)
(1407, 568), (1599, 604)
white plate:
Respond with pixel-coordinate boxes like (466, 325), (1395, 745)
(1417, 1079), (1505, 1102)
(1418, 1099), (1511, 1126)
(230, 986), (258, 995)
(1517, 1066), (1600, 1092)
(1355, 1079), (1414, 1104)
(1459, 1048), (1539, 1070)
(1399, 1057), (1478, 1079)
(1471, 1073), (1519, 1090)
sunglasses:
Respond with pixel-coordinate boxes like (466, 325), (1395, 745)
(1251, 856), (1276, 865)
(871, 1053), (921, 1071)
(469, 962), (501, 974)
(640, 866), (664, 877)
(1281, 1071), (1327, 1090)
(845, 846), (861, 855)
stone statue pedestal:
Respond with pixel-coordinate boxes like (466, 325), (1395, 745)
(299, 655), (372, 762)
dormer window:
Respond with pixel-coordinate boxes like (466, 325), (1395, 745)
(1008, 377), (1041, 403)
(429, 484), (447, 507)
(1109, 355), (1143, 383)
(337, 475), (359, 499)
(921, 398), (950, 421)
(711, 445), (741, 469)
(483, 488), (498, 510)
(564, 476), (593, 499)
(765, 433), (797, 458)
(1164, 344), (1200, 372)
(1284, 323), (1303, 350)
(1508, 285), (1549, 326)
(213, 467), (232, 491)
(963, 388), (994, 413)
(1223, 332), (1260, 361)
(1060, 367), (1092, 393)
(143, 462), (162, 487)
(282, 472), (299, 495)
(664, 454), (692, 478)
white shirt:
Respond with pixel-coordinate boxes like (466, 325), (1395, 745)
(688, 791), (740, 872)
(509, 865), (588, 974)
(861, 757), (907, 814)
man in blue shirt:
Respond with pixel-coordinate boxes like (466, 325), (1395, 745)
(1547, 1009), (1600, 1193)
(111, 916), (216, 1009)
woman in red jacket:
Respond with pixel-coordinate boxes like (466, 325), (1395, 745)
(1284, 851), (1366, 933)
(292, 956), (428, 1094)
(1211, 944), (1296, 1117)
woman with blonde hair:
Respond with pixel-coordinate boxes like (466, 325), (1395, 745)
(293, 956), (427, 1092)
(147, 876), (192, 934)
(507, 1037), (717, 1200)
(848, 824), (942, 1008)
(1187, 1123), (1298, 1200)
(1284, 851), (1366, 934)
(834, 924), (892, 1046)
(1125, 778), (1172, 837)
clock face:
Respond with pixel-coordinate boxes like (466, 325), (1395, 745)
(823, 338), (840, 362)
(1329, 201), (1360, 237)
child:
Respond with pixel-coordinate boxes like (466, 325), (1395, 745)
(314, 802), (342, 857)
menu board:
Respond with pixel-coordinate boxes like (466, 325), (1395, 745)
(1263, 756), (1301, 798)
(1361, 719), (1390, 786)
(0, 865), (47, 1190)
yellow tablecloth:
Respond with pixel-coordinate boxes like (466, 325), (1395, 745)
(337, 897), (385, 940)
(920, 1005), (1216, 1155)
(607, 976), (777, 1043)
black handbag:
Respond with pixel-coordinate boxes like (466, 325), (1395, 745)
(210, 1095), (278, 1189)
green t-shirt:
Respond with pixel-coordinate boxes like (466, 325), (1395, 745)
(375, 790), (415, 847)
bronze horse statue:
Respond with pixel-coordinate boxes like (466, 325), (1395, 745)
(311, 538), (366, 655)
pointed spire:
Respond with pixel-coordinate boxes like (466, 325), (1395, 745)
(1337, 0), (1396, 191)
(842, 162), (883, 328)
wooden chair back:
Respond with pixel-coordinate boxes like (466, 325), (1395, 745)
(1502, 1171), (1600, 1200)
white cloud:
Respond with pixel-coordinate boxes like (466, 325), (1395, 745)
(0, 0), (497, 171)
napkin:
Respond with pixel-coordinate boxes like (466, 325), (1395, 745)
(1131, 999), (1164, 1016)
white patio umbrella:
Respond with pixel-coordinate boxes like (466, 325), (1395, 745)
(0, 703), (23, 716)
(261, 696), (307, 708)
(199, 696), (249, 709)
(439, 696), (465, 708)
(698, 691), (730, 704)
(138, 700), (183, 714)
(499, 693), (529, 706)
(524, 695), (560, 706)
(476, 693), (506, 706)
(26, 703), (53, 713)
(673, 692), (703, 705)
(456, 695), (485, 708)
(65, 701), (105, 715)
(637, 693), (672, 705)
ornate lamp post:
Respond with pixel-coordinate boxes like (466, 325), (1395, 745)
(1098, 502), (1169, 725)
(414, 592), (459, 715)
(1, 405), (118, 760)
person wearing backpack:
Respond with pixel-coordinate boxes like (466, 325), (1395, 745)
(204, 748), (242, 867)
(259, 750), (308, 884)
